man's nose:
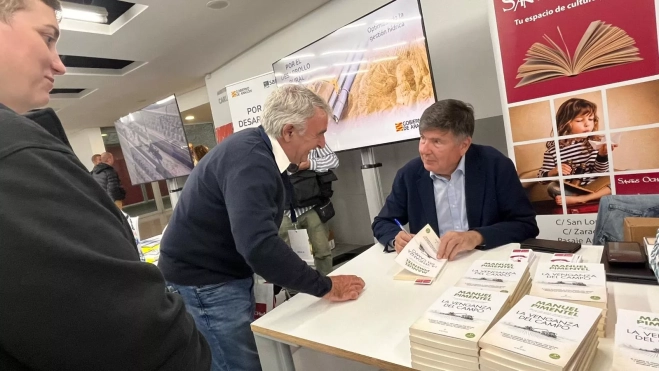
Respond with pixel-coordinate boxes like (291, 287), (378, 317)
(52, 49), (66, 75)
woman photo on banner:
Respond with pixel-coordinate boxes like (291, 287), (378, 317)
(538, 98), (617, 206)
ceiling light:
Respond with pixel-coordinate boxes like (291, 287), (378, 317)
(185, 115), (195, 120)
(60, 2), (108, 24)
(207, 0), (230, 10)
(101, 133), (108, 137)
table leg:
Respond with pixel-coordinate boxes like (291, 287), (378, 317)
(254, 333), (296, 371)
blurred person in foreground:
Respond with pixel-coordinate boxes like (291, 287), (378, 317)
(0, 1), (211, 369)
(159, 84), (365, 371)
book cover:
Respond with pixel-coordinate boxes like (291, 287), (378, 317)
(395, 224), (446, 279)
(613, 309), (659, 370)
(530, 263), (607, 303)
(411, 287), (509, 342)
(455, 260), (528, 294)
(479, 295), (602, 368)
(491, 0), (659, 103)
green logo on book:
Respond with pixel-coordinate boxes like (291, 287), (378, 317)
(501, 290), (508, 293)
(549, 353), (561, 360)
(465, 333), (475, 338)
(590, 296), (600, 300)
(426, 228), (430, 233)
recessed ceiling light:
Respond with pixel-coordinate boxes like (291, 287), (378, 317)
(60, 3), (109, 24)
(101, 133), (108, 137)
(207, 0), (230, 10)
(185, 115), (195, 120)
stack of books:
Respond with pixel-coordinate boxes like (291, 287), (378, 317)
(409, 287), (510, 371)
(455, 260), (531, 311)
(479, 295), (602, 371)
(530, 263), (608, 337)
(509, 248), (537, 264)
(613, 309), (659, 370)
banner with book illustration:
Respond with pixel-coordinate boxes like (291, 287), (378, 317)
(488, 0), (659, 242)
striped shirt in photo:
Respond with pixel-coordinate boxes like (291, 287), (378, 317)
(538, 139), (608, 186)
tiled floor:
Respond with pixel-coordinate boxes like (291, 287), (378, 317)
(138, 212), (172, 240)
(124, 197), (172, 219)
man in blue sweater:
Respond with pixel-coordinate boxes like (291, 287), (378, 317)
(159, 85), (365, 371)
(372, 99), (538, 259)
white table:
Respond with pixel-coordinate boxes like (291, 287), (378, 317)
(251, 244), (659, 370)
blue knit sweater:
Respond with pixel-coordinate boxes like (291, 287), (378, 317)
(159, 126), (332, 297)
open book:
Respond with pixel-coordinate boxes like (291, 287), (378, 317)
(516, 20), (642, 87)
(394, 224), (447, 284)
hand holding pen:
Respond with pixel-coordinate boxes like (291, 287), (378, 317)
(393, 219), (415, 254)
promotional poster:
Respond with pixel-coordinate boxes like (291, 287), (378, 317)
(226, 72), (277, 133)
(489, 0), (659, 242)
(272, 0), (436, 152)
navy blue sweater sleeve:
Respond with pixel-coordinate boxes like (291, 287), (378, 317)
(223, 151), (332, 297)
(372, 168), (409, 247)
(472, 156), (539, 247)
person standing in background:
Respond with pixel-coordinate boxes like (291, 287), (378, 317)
(192, 144), (209, 165)
(92, 152), (126, 209)
(91, 153), (101, 174)
(279, 145), (338, 275)
(0, 1), (211, 369)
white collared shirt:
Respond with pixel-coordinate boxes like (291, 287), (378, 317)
(268, 135), (290, 174)
(430, 156), (469, 236)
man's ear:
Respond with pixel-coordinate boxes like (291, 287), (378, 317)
(281, 124), (295, 143)
(460, 136), (472, 156)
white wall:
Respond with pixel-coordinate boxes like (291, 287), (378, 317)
(177, 86), (210, 112)
(66, 128), (106, 171)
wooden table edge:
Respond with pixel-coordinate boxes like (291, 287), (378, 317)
(251, 324), (416, 371)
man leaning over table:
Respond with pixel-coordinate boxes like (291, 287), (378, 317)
(159, 85), (365, 371)
(372, 99), (539, 260)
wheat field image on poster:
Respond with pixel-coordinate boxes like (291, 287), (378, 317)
(273, 0), (436, 151)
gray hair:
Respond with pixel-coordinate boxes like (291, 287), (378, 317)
(0, 0), (62, 23)
(262, 84), (332, 138)
(419, 99), (475, 140)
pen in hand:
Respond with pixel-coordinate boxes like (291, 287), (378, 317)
(394, 219), (409, 236)
(395, 219), (439, 258)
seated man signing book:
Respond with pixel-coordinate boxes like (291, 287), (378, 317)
(372, 99), (539, 259)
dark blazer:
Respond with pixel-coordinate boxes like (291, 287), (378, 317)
(372, 144), (538, 249)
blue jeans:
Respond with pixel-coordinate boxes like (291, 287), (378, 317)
(167, 277), (262, 371)
(593, 195), (659, 245)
